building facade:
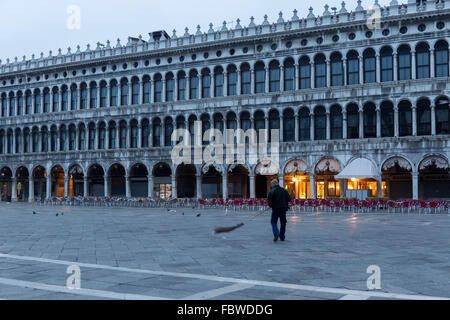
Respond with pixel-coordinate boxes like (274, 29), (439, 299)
(0, 0), (450, 202)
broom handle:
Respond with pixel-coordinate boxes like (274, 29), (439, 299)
(243, 208), (271, 224)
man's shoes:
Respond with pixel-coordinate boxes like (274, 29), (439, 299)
(280, 237), (285, 242)
(273, 235), (279, 242)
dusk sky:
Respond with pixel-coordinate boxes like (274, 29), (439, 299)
(0, 0), (391, 62)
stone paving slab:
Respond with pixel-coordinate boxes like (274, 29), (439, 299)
(0, 203), (449, 300)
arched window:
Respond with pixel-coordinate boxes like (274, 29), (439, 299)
(50, 126), (57, 152)
(0, 130), (4, 153)
(153, 74), (163, 102)
(166, 73), (174, 102)
(119, 121), (127, 148)
(17, 91), (23, 116)
(42, 127), (49, 152)
(226, 112), (237, 130)
(70, 85), (77, 110)
(283, 109), (295, 141)
(213, 114), (223, 133)
(32, 128), (39, 152)
(23, 128), (30, 153)
(201, 69), (211, 98)
(188, 115), (196, 145)
(177, 72), (186, 101)
(254, 111), (265, 132)
(435, 40), (449, 78)
(268, 110), (280, 142)
(201, 114), (211, 146)
(347, 51), (359, 85)
(363, 49), (376, 83)
(60, 125), (67, 151)
(398, 100), (412, 136)
(269, 61), (280, 92)
(89, 82), (97, 108)
(0, 94), (6, 117)
(299, 108), (310, 141)
(43, 88), (50, 113)
(110, 80), (118, 107)
(240, 112), (251, 131)
(214, 66), (224, 97)
(14, 129), (21, 153)
(314, 106), (326, 140)
(347, 104), (359, 139)
(398, 45), (411, 80)
(153, 118), (161, 147)
(130, 120), (138, 148)
(380, 101), (394, 137)
(6, 130), (13, 153)
(363, 103), (377, 138)
(88, 123), (96, 150)
(436, 96), (450, 135)
(314, 54), (326, 88)
(380, 46), (393, 82)
(69, 125), (76, 151)
(189, 70), (199, 99)
(9, 92), (15, 116)
(284, 58), (295, 91)
(78, 124), (86, 150)
(254, 61), (266, 94)
(25, 91), (32, 115)
(131, 77), (140, 105)
(34, 89), (41, 114)
(241, 63), (251, 94)
(330, 53), (344, 86)
(330, 105), (342, 139)
(299, 56), (311, 89)
(416, 43), (430, 79)
(417, 99), (431, 136)
(227, 65), (237, 96)
(99, 122), (106, 149)
(80, 83), (88, 109)
(108, 122), (116, 149)
(164, 117), (173, 147)
(143, 75), (151, 103)
(141, 119), (150, 147)
(99, 81), (107, 108)
(61, 86), (69, 111)
(120, 79), (129, 106)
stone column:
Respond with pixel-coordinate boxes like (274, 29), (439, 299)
(359, 108), (364, 138)
(326, 60), (331, 87)
(342, 111), (348, 139)
(430, 49), (435, 78)
(162, 79), (167, 102)
(174, 77), (178, 101)
(310, 61), (315, 88)
(126, 176), (131, 198)
(223, 71), (228, 97)
(326, 112), (331, 140)
(11, 177), (17, 202)
(411, 51), (416, 80)
(28, 177), (34, 202)
(196, 174), (202, 199)
(376, 54), (381, 83)
(280, 66), (285, 92)
(359, 56), (364, 84)
(249, 174), (255, 199)
(394, 107), (399, 137)
(310, 113), (315, 141)
(412, 106), (417, 136)
(186, 76), (190, 100)
(137, 125), (142, 148)
(12, 130), (16, 154)
(412, 172), (419, 200)
(46, 174), (51, 199)
(83, 176), (88, 197)
(147, 175), (153, 198)
(264, 117), (269, 143)
(376, 178), (383, 198)
(279, 175), (284, 189)
(294, 115), (299, 141)
(280, 116), (284, 142)
(106, 85), (111, 107)
(104, 175), (109, 197)
(64, 174), (69, 198)
(250, 68), (255, 94)
(393, 53), (398, 81)
(343, 58), (348, 86)
(431, 105), (436, 136)
(236, 71), (241, 95)
(171, 174), (177, 199)
(376, 108), (381, 138)
(105, 127), (110, 150)
(265, 67), (269, 93)
(309, 175), (315, 199)
(222, 171), (227, 200)
(76, 127), (80, 150)
(339, 179), (347, 198)
(294, 63), (299, 90)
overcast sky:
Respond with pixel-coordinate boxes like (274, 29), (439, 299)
(0, 0), (392, 62)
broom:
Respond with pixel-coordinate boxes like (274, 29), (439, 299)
(214, 209), (270, 234)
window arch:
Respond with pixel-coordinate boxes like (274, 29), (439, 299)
(108, 122), (116, 149)
(130, 120), (138, 148)
(120, 78), (129, 105)
(347, 103), (360, 139)
(0, 130), (4, 153)
(88, 123), (96, 150)
(435, 40), (449, 78)
(164, 117), (173, 147)
(201, 114), (211, 146)
(153, 118), (161, 147)
(78, 123), (86, 150)
(60, 125), (67, 151)
(119, 121), (127, 148)
(314, 54), (326, 88)
(42, 127), (49, 152)
(416, 42), (430, 79)
(6, 129), (13, 153)
(61, 85), (69, 111)
(363, 48), (376, 83)
(89, 82), (97, 108)
(283, 109), (295, 141)
(80, 83), (88, 109)
(201, 68), (211, 98)
(165, 73), (175, 102)
(43, 88), (50, 113)
(98, 122), (106, 149)
(299, 107), (310, 141)
(50, 126), (57, 152)
(213, 113), (224, 133)
(268, 109), (280, 142)
(227, 65), (237, 96)
(240, 63), (251, 94)
(254, 110), (265, 134)
(34, 89), (41, 114)
(330, 105), (342, 139)
(142, 75), (151, 103)
(32, 128), (39, 152)
(70, 84), (78, 110)
(269, 60), (280, 92)
(330, 52), (343, 86)
(398, 45), (411, 80)
(214, 66), (224, 97)
(188, 115), (196, 145)
(14, 128), (21, 153)
(141, 119), (150, 147)
(1, 93), (6, 117)
(314, 106), (326, 140)
(435, 96), (450, 135)
(8, 92), (15, 116)
(69, 124), (76, 151)
(25, 91), (32, 115)
(380, 46), (393, 82)
(347, 51), (359, 85)
(131, 77), (140, 105)
(380, 101), (394, 137)
(99, 81), (107, 108)
(176, 72), (186, 101)
(398, 100), (412, 136)
(363, 102), (376, 138)
(110, 80), (118, 107)
(23, 128), (30, 153)
(153, 74), (163, 102)
(189, 70), (199, 99)
(254, 61), (266, 93)
(417, 98), (431, 136)
(240, 112), (251, 132)
(17, 91), (23, 116)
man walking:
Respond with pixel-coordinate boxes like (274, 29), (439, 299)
(267, 179), (291, 242)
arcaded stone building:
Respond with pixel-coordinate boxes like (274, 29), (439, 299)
(0, 0), (449, 202)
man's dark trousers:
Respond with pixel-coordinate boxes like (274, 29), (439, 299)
(271, 208), (288, 240)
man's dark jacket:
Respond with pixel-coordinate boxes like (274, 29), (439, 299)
(268, 185), (292, 209)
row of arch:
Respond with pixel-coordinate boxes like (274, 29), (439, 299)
(1, 153), (449, 201)
(1, 40), (449, 117)
(1, 96), (449, 154)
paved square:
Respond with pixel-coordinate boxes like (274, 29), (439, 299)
(0, 203), (449, 300)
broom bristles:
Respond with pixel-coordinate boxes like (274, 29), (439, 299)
(214, 223), (244, 234)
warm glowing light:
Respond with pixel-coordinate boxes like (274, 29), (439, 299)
(293, 177), (297, 182)
(351, 178), (357, 182)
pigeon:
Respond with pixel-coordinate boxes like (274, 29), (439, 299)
(197, 214), (201, 217)
(56, 213), (59, 216)
(33, 211), (37, 215)
(182, 212), (185, 216)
